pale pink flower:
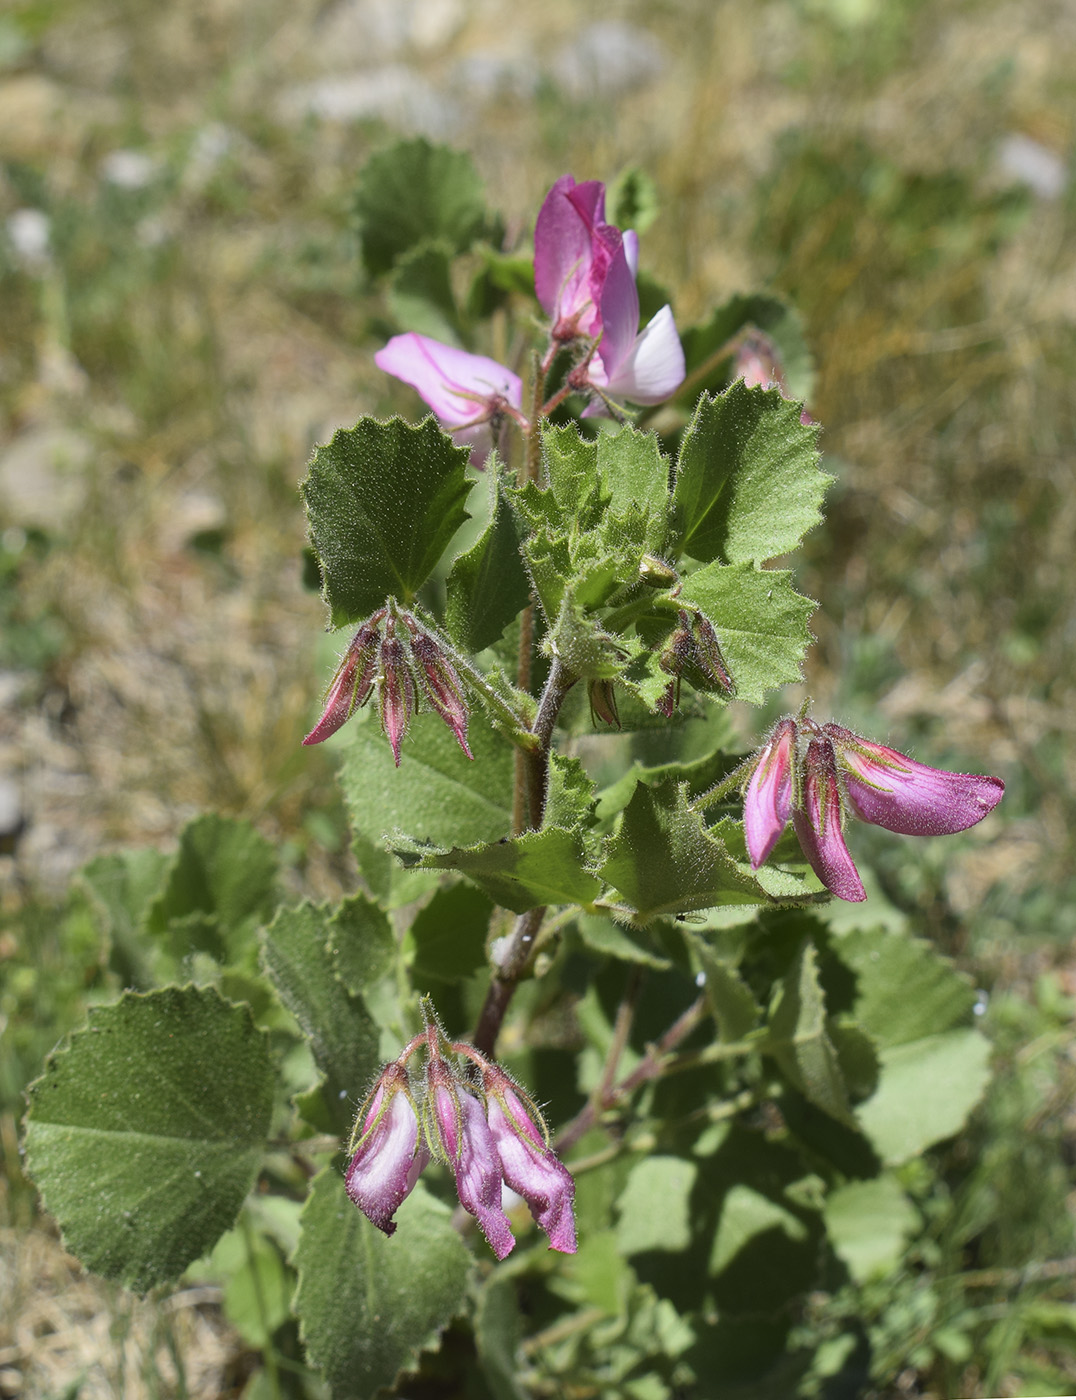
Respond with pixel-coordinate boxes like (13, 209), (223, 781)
(344, 1063), (430, 1236)
(482, 1065), (576, 1254)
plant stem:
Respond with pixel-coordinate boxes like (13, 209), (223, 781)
(473, 657), (576, 1056)
(555, 995), (709, 1153)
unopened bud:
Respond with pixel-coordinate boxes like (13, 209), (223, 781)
(639, 554), (679, 589)
(378, 629), (415, 767)
(409, 629), (473, 759)
(303, 613), (383, 745)
(691, 613), (734, 695)
(588, 678), (620, 728)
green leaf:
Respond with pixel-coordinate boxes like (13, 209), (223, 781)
(475, 1275), (527, 1400)
(24, 986), (273, 1292)
(340, 709), (513, 850)
(765, 941), (853, 1125)
(856, 1028), (992, 1165)
(147, 814), (278, 962)
(387, 239), (462, 343)
(354, 138), (491, 277)
(326, 893), (396, 997)
(616, 1156), (697, 1255)
(408, 881), (492, 984)
(677, 562), (816, 704)
(445, 462), (531, 653)
(691, 938), (761, 1042)
(598, 780), (768, 925)
(832, 926), (977, 1046)
(208, 1212), (294, 1346)
(545, 752), (598, 833)
(823, 1175), (919, 1283)
(405, 826), (602, 914)
(79, 848), (170, 946)
(302, 417), (473, 627)
(672, 381), (827, 565)
(260, 903), (380, 1134)
(607, 167), (661, 235)
(680, 292), (815, 403)
(295, 1169), (472, 1399)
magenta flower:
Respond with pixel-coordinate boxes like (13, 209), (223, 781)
(743, 714), (1005, 902)
(302, 613), (383, 746)
(823, 722), (1005, 837)
(585, 236), (685, 409)
(743, 716), (797, 869)
(482, 1065), (576, 1254)
(793, 733), (867, 903)
(427, 1058), (515, 1261)
(374, 333), (522, 465)
(345, 1063), (430, 1236)
(534, 175), (619, 340)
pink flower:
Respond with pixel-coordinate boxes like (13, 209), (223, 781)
(427, 1058), (515, 1261)
(743, 717), (797, 869)
(534, 175), (619, 340)
(792, 733), (867, 903)
(732, 330), (815, 426)
(823, 723), (1005, 837)
(584, 236), (685, 409)
(302, 614), (383, 746)
(534, 174), (684, 410)
(482, 1065), (576, 1254)
(345, 1063), (430, 1236)
(374, 333), (522, 466)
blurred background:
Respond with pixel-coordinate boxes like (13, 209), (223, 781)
(0, 0), (1074, 1395)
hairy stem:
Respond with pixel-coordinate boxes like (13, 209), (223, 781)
(473, 657), (577, 1056)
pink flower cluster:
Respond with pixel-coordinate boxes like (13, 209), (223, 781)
(302, 606), (470, 765)
(375, 175), (685, 463)
(345, 1032), (576, 1260)
(742, 716), (1004, 901)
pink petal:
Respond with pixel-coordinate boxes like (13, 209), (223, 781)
(602, 304), (685, 405)
(534, 175), (607, 330)
(454, 1092), (516, 1261)
(743, 718), (796, 868)
(345, 1082), (428, 1236)
(374, 333), (522, 436)
(792, 736), (865, 902)
(487, 1097), (576, 1254)
(824, 724), (1004, 836)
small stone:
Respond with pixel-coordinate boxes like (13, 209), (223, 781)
(0, 427), (92, 531)
(997, 133), (1067, 200)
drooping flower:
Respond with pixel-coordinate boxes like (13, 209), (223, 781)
(743, 714), (1005, 902)
(426, 1055), (515, 1261)
(691, 613), (735, 696)
(823, 722), (1005, 837)
(743, 716), (797, 869)
(378, 626), (415, 768)
(302, 612), (383, 746)
(408, 628), (472, 759)
(792, 732), (867, 903)
(534, 175), (619, 341)
(374, 333), (523, 466)
(481, 1064), (577, 1254)
(344, 1063), (430, 1236)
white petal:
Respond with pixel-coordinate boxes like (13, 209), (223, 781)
(604, 304), (685, 405)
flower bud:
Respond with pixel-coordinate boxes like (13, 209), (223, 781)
(302, 614), (383, 746)
(656, 613), (696, 716)
(690, 613), (734, 695)
(426, 1055), (515, 1261)
(345, 1062), (430, 1236)
(378, 627), (416, 767)
(742, 716), (797, 868)
(408, 629), (473, 759)
(792, 734), (866, 903)
(588, 678), (620, 728)
(481, 1064), (576, 1254)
